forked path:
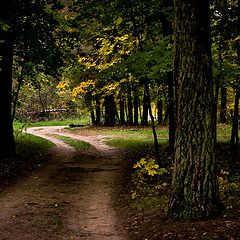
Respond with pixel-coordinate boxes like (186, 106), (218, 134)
(0, 126), (127, 240)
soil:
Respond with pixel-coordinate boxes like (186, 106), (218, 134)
(0, 126), (128, 240)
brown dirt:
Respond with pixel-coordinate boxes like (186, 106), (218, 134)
(0, 126), (128, 240)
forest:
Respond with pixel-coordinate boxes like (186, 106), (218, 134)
(0, 0), (240, 239)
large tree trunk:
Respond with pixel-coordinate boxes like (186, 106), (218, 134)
(0, 32), (16, 158)
(168, 0), (222, 218)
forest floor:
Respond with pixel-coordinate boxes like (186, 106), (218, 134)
(0, 126), (239, 240)
(0, 126), (128, 240)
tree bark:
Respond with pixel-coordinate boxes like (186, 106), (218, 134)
(134, 95), (139, 126)
(145, 81), (160, 164)
(168, 71), (175, 158)
(141, 90), (148, 126)
(157, 99), (163, 125)
(127, 87), (133, 126)
(220, 86), (227, 124)
(230, 89), (239, 162)
(95, 99), (101, 125)
(90, 110), (96, 125)
(104, 95), (116, 127)
(119, 99), (125, 125)
(168, 0), (222, 218)
(0, 32), (16, 158)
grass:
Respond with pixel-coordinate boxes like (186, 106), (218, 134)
(51, 134), (94, 150)
(15, 132), (55, 155)
(95, 127), (169, 137)
(13, 117), (90, 131)
(105, 138), (167, 151)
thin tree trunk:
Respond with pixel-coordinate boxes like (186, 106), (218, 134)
(230, 89), (240, 162)
(119, 99), (125, 125)
(134, 95), (139, 126)
(220, 86), (227, 124)
(142, 90), (148, 126)
(95, 99), (101, 125)
(125, 101), (128, 123)
(127, 87), (133, 126)
(157, 99), (163, 125)
(145, 81), (160, 164)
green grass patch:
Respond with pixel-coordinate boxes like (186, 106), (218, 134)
(15, 132), (55, 155)
(96, 128), (169, 137)
(105, 138), (154, 151)
(105, 138), (167, 151)
(52, 134), (94, 150)
(13, 117), (90, 131)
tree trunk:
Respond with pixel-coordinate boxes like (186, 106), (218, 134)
(230, 89), (239, 162)
(168, 0), (222, 218)
(95, 99), (101, 125)
(0, 32), (16, 158)
(127, 87), (133, 126)
(157, 99), (163, 125)
(104, 95), (116, 127)
(141, 90), (148, 126)
(168, 71), (175, 158)
(119, 99), (125, 125)
(220, 86), (227, 124)
(90, 110), (96, 125)
(145, 81), (160, 164)
(134, 95), (139, 126)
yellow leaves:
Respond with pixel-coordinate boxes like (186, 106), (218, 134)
(131, 191), (137, 199)
(72, 80), (95, 101)
(220, 170), (229, 175)
(233, 35), (240, 42)
(57, 79), (70, 89)
(148, 169), (157, 176)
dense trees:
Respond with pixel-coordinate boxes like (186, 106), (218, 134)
(0, 0), (67, 158)
(1, 0), (240, 219)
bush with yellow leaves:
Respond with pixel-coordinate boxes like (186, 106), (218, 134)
(130, 156), (170, 200)
(218, 169), (240, 209)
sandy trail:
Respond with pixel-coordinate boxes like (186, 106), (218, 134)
(0, 126), (127, 240)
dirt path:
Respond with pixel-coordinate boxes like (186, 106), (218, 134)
(0, 126), (127, 240)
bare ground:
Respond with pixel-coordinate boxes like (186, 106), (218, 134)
(0, 126), (127, 240)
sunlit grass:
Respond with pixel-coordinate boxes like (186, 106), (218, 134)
(13, 117), (90, 131)
(51, 134), (94, 150)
